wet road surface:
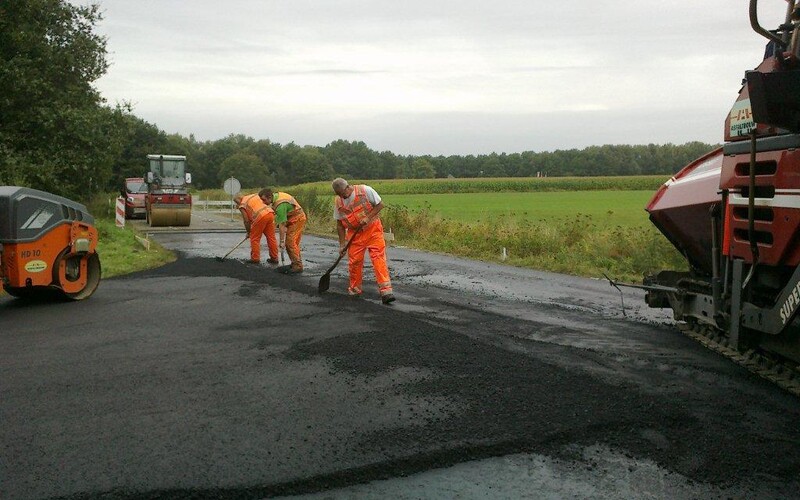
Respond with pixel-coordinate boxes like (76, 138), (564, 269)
(2, 229), (800, 499)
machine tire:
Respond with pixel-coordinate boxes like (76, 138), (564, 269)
(53, 250), (102, 301)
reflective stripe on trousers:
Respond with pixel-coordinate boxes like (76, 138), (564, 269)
(347, 220), (392, 295)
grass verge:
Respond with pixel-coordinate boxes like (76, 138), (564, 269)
(95, 218), (176, 278)
(84, 195), (176, 278)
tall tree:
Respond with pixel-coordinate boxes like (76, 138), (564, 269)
(323, 140), (380, 179)
(218, 153), (272, 188)
(290, 146), (334, 184)
(411, 158), (436, 178)
(0, 0), (125, 199)
(247, 139), (285, 184)
(377, 150), (403, 179)
(108, 115), (169, 190)
(192, 134), (256, 189)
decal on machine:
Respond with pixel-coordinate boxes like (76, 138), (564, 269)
(24, 260), (48, 273)
(729, 98), (755, 137)
(779, 280), (800, 325)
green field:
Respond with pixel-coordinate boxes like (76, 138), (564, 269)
(381, 191), (654, 228)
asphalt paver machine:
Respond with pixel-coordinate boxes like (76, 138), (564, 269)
(636, 0), (800, 392)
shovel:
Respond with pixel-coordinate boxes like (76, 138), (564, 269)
(318, 228), (361, 293)
(215, 236), (248, 262)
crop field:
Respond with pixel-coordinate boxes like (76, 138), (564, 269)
(381, 191), (655, 228)
(275, 175), (669, 197)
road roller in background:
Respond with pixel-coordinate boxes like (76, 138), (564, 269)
(637, 0), (800, 393)
(145, 154), (192, 227)
(0, 186), (101, 301)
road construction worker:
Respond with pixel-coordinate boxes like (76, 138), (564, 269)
(234, 193), (278, 265)
(331, 177), (395, 304)
(259, 188), (306, 273)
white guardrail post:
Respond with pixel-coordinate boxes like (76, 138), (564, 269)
(191, 196), (236, 212)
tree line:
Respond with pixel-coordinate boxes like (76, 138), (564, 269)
(0, 1), (718, 201)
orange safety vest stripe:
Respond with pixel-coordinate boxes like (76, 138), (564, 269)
(273, 192), (304, 221)
(335, 185), (374, 230)
(273, 192), (302, 210)
(241, 194), (270, 221)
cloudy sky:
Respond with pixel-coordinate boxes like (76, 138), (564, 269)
(90, 1), (789, 155)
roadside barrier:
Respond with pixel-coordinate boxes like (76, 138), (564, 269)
(192, 196), (236, 212)
(115, 197), (125, 227)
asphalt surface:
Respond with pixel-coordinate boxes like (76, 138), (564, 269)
(2, 226), (800, 499)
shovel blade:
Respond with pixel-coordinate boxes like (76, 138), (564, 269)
(318, 273), (331, 294)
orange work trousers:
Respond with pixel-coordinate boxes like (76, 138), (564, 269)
(347, 220), (392, 297)
(250, 212), (278, 262)
(285, 214), (306, 270)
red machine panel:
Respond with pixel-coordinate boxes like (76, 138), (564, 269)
(720, 148), (800, 266)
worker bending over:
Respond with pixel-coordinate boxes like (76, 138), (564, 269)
(331, 177), (395, 304)
(234, 193), (278, 265)
(259, 188), (306, 274)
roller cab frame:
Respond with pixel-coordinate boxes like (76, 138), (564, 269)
(0, 186), (101, 301)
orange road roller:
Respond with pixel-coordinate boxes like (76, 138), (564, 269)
(0, 186), (101, 300)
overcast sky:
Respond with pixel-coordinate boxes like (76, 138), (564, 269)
(89, 1), (789, 155)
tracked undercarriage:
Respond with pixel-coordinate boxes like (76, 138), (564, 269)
(680, 320), (800, 397)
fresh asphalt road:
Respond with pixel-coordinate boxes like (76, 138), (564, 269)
(2, 231), (800, 499)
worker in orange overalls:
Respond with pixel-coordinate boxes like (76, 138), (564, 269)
(234, 192), (278, 265)
(259, 188), (306, 274)
(332, 177), (395, 304)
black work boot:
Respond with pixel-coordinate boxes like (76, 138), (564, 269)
(381, 294), (396, 304)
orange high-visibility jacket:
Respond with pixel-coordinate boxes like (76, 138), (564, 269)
(335, 185), (376, 231)
(240, 193), (271, 222)
(272, 192), (304, 222)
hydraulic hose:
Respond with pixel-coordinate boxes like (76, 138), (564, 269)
(743, 132), (760, 290)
